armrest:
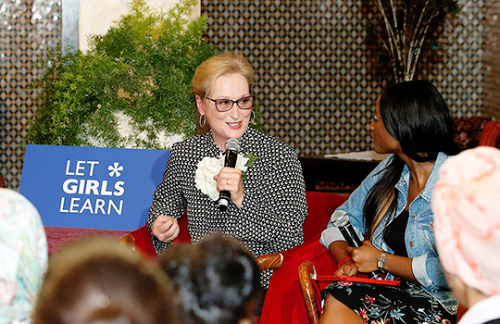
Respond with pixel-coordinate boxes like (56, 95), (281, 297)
(119, 211), (190, 258)
(118, 233), (135, 249)
(118, 225), (157, 258)
(298, 261), (321, 324)
(259, 235), (332, 324)
(256, 253), (284, 272)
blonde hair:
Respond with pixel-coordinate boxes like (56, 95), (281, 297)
(191, 52), (254, 98)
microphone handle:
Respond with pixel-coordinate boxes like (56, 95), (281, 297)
(218, 149), (238, 211)
(339, 224), (382, 279)
(339, 224), (362, 247)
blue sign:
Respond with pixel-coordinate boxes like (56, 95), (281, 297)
(20, 145), (170, 231)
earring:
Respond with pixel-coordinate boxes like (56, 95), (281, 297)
(199, 115), (207, 128)
(250, 110), (256, 124)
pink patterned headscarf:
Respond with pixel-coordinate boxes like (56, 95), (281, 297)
(433, 146), (500, 296)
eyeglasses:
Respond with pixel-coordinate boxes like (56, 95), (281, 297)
(206, 95), (254, 112)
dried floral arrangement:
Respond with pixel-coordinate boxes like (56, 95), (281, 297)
(27, 0), (218, 149)
(364, 0), (460, 82)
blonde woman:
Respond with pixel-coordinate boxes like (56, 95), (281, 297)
(147, 52), (307, 288)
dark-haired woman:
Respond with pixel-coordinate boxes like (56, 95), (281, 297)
(157, 233), (260, 324)
(319, 80), (459, 324)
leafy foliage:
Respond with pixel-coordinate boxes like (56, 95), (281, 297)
(27, 0), (219, 149)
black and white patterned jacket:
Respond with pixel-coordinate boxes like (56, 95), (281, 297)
(146, 127), (308, 287)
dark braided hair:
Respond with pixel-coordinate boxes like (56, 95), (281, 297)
(158, 233), (260, 324)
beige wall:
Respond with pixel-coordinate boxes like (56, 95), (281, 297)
(79, 0), (200, 52)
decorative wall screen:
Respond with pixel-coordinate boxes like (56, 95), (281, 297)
(202, 0), (484, 156)
(0, 1), (61, 189)
(0, 0), (489, 189)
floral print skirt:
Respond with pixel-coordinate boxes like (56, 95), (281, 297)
(322, 281), (456, 324)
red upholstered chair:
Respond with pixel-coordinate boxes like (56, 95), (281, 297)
(119, 191), (347, 257)
(118, 191), (349, 323)
(302, 191), (349, 242)
(479, 120), (500, 148)
(257, 192), (348, 324)
(258, 236), (334, 324)
(118, 225), (156, 258)
(118, 211), (191, 258)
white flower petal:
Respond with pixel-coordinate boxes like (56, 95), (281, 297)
(194, 153), (257, 201)
(195, 157), (223, 201)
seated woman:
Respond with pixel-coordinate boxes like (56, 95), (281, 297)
(433, 146), (500, 324)
(147, 52), (308, 287)
(157, 233), (260, 324)
(0, 189), (48, 324)
(34, 237), (177, 324)
(319, 80), (459, 324)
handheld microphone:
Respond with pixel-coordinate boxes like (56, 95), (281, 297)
(331, 210), (381, 279)
(218, 138), (241, 211)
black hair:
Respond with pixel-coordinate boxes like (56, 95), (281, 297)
(364, 80), (459, 235)
(158, 233), (260, 324)
(380, 79), (458, 162)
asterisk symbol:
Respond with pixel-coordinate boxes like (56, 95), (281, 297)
(108, 162), (123, 177)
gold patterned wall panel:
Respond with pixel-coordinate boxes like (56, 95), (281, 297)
(0, 0), (487, 189)
(0, 0), (61, 189)
(202, 0), (484, 156)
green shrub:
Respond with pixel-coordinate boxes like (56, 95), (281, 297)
(27, 0), (219, 149)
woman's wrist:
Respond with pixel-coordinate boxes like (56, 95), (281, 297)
(377, 252), (388, 273)
(338, 255), (354, 267)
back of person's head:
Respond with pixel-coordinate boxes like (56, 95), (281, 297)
(192, 52), (255, 98)
(379, 79), (458, 161)
(0, 188), (48, 324)
(34, 237), (177, 324)
(158, 233), (260, 324)
(433, 146), (500, 299)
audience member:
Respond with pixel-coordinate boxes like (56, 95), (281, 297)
(147, 52), (308, 288)
(34, 237), (178, 324)
(433, 146), (500, 324)
(319, 80), (459, 323)
(157, 233), (260, 324)
(0, 188), (48, 324)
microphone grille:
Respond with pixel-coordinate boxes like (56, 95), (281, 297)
(225, 138), (241, 152)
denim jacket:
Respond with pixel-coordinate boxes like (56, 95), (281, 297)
(320, 152), (458, 314)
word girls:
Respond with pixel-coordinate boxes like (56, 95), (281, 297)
(59, 160), (124, 215)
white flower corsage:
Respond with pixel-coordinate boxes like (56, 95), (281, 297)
(195, 153), (258, 201)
